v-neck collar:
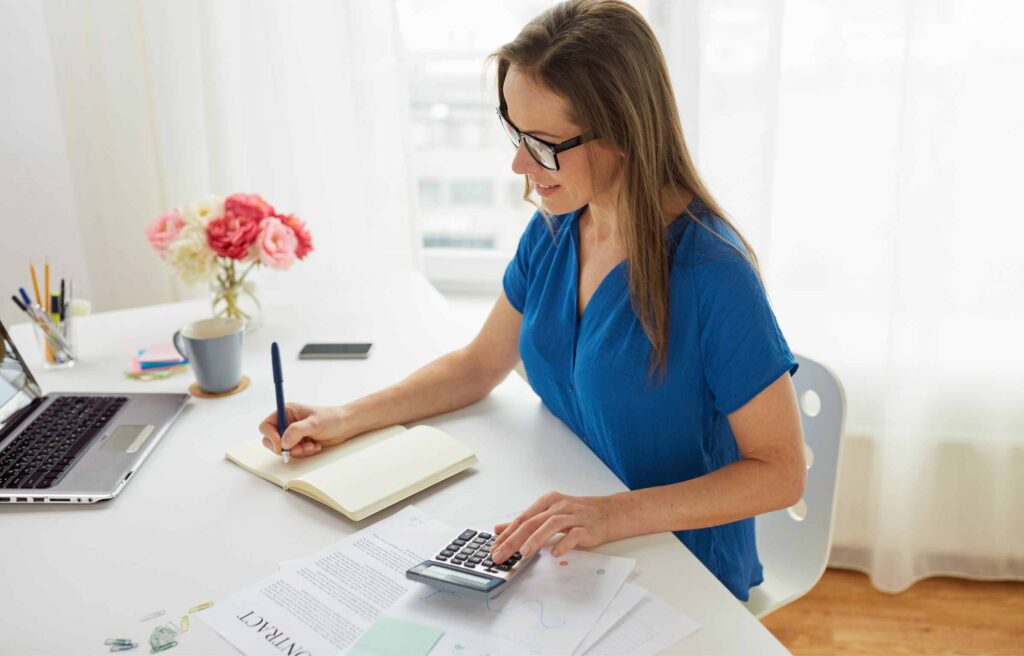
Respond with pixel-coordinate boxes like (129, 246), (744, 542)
(569, 198), (702, 327)
(570, 207), (626, 326)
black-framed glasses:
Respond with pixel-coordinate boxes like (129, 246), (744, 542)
(496, 107), (597, 172)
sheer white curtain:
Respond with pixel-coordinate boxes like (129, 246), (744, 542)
(651, 0), (1024, 592)
(39, 0), (416, 311)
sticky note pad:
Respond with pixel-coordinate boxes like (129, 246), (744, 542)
(349, 616), (443, 656)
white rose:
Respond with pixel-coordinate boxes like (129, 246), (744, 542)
(182, 195), (226, 226)
(166, 223), (217, 285)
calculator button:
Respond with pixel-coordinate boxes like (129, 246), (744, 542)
(512, 551), (523, 559)
(460, 549), (475, 556)
(485, 568), (498, 573)
(454, 554), (468, 561)
(459, 530), (477, 540)
(468, 557), (482, 564)
(479, 532), (492, 539)
(436, 556), (448, 561)
(483, 559), (493, 567)
(453, 539), (467, 546)
(496, 564), (511, 571)
(463, 562), (477, 569)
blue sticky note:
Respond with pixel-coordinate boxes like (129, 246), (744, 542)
(349, 616), (443, 656)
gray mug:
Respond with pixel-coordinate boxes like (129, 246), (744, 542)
(173, 317), (245, 394)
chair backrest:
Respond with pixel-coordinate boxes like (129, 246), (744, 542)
(745, 353), (847, 618)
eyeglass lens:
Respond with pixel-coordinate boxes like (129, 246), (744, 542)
(499, 112), (557, 170)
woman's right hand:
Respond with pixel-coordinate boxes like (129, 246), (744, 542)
(259, 403), (356, 459)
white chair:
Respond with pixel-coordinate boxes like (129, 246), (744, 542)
(745, 353), (847, 618)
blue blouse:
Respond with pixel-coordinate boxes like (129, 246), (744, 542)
(502, 197), (798, 601)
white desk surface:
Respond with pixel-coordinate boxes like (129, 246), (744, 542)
(0, 271), (787, 655)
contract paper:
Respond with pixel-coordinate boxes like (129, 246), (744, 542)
(387, 546), (636, 656)
(199, 506), (451, 656)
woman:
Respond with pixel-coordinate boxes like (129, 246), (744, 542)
(260, 0), (804, 602)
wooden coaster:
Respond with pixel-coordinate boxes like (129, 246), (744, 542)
(189, 375), (250, 399)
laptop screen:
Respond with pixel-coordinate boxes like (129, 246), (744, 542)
(0, 319), (41, 431)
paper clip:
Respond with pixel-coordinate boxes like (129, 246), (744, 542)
(149, 624), (179, 653)
(179, 615), (190, 633)
(105, 639), (135, 647)
(138, 609), (166, 622)
(110, 642), (138, 652)
(187, 601), (214, 613)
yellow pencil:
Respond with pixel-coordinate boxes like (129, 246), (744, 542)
(30, 262), (42, 306)
(45, 260), (50, 309)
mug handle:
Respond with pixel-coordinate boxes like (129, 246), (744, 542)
(172, 330), (189, 361)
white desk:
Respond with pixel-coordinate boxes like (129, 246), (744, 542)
(0, 271), (787, 655)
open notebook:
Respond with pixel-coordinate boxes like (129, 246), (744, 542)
(225, 425), (477, 521)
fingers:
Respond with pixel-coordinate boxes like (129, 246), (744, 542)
(551, 526), (588, 557)
(491, 508), (568, 563)
(259, 412), (282, 453)
(281, 415), (320, 449)
(262, 436), (322, 459)
(290, 438), (323, 458)
(491, 492), (560, 553)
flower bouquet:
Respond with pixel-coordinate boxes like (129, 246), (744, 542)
(146, 193), (313, 330)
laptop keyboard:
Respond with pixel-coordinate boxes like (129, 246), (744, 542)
(0, 395), (128, 489)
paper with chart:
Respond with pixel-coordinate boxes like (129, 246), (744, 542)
(387, 546), (636, 656)
(573, 582), (648, 655)
(583, 588), (701, 656)
(199, 506), (452, 656)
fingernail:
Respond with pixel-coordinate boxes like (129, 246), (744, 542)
(520, 545), (530, 557)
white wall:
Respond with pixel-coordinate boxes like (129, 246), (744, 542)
(0, 0), (91, 329)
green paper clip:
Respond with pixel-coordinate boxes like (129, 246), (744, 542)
(105, 639), (134, 647)
(110, 642), (138, 652)
(150, 641), (177, 653)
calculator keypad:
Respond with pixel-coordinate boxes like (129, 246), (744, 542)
(434, 529), (523, 576)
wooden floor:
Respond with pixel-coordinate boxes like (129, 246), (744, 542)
(760, 568), (1024, 655)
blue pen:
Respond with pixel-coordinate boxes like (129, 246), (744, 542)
(271, 342), (290, 463)
(18, 287), (32, 308)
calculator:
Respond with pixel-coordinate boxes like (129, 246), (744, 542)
(406, 528), (538, 599)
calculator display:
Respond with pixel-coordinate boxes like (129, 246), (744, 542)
(424, 564), (490, 590)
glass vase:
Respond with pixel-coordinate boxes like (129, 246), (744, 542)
(211, 260), (262, 332)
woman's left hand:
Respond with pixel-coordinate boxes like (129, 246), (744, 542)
(489, 491), (632, 564)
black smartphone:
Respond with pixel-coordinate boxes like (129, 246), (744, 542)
(298, 343), (373, 360)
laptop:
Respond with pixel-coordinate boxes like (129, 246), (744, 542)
(0, 317), (188, 504)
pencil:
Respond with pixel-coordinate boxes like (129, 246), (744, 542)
(30, 262), (42, 306)
(45, 260), (50, 310)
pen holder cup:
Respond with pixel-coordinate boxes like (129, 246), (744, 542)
(33, 316), (76, 370)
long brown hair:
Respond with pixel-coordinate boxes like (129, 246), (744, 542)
(491, 0), (764, 384)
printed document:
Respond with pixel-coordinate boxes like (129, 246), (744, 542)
(200, 506), (451, 655)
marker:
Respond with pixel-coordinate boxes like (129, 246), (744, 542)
(271, 342), (289, 463)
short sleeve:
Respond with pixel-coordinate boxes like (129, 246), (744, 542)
(502, 211), (544, 314)
(696, 252), (799, 416)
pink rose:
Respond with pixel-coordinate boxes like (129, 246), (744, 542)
(224, 193), (273, 222)
(275, 213), (314, 260)
(145, 208), (186, 258)
(256, 217), (299, 270)
(207, 211), (261, 260)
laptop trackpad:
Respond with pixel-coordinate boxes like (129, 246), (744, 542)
(103, 425), (155, 454)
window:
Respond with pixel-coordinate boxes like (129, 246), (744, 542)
(396, 0), (555, 290)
